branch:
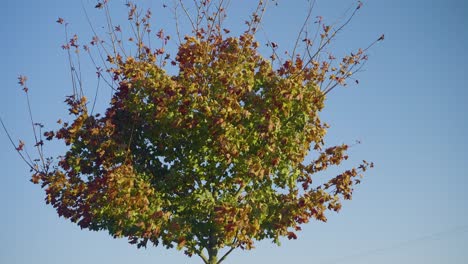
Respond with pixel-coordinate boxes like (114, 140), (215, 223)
(24, 87), (47, 171)
(322, 33), (383, 95)
(63, 25), (78, 96)
(323, 58), (367, 95)
(290, 3), (365, 81)
(90, 74), (101, 115)
(197, 251), (209, 264)
(173, 1), (183, 44)
(179, 0), (197, 32)
(206, 0), (225, 39)
(258, 26), (283, 67)
(217, 246), (236, 264)
(302, 3), (361, 72)
(246, 0), (269, 34)
(81, 2), (118, 90)
(291, 0), (315, 59)
(0, 116), (35, 170)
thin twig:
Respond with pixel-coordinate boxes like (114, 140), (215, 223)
(64, 25), (78, 96)
(0, 117), (35, 170)
(25, 90), (46, 170)
(206, 0), (225, 40)
(246, 0), (268, 34)
(173, 1), (183, 44)
(81, 1), (118, 90)
(309, 5), (360, 63)
(179, 0), (197, 32)
(291, 0), (315, 59)
(90, 76), (101, 115)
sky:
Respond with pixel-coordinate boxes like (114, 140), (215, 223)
(1, 0), (467, 263)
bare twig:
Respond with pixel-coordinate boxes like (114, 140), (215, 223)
(179, 0), (197, 33)
(173, 1), (183, 44)
(291, 0), (316, 59)
(81, 1), (118, 90)
(0, 117), (35, 170)
(24, 89), (46, 170)
(90, 75), (101, 115)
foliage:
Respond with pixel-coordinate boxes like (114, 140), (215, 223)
(4, 1), (380, 263)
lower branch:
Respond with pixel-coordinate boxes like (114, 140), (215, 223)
(197, 251), (209, 264)
(217, 246), (236, 264)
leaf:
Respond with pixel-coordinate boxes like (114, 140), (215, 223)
(44, 131), (55, 140)
(18, 75), (27, 86)
(34, 140), (44, 147)
(357, 1), (363, 9)
(16, 140), (25, 151)
(287, 232), (297, 240)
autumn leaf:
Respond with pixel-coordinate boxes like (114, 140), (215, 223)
(16, 140), (25, 151)
(357, 1), (363, 9)
(287, 232), (298, 240)
(18, 75), (27, 86)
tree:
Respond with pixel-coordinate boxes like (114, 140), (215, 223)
(4, 1), (380, 263)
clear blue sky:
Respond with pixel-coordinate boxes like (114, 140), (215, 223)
(1, 0), (467, 263)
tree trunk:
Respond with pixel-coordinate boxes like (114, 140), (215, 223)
(208, 253), (218, 264)
(207, 229), (218, 264)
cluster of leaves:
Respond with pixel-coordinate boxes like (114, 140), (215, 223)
(7, 1), (379, 263)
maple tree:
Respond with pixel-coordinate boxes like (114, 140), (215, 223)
(2, 1), (381, 263)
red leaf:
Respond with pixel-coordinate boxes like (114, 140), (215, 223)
(357, 1), (363, 9)
(287, 232), (297, 240)
(16, 140), (25, 151)
(315, 16), (323, 24)
(34, 140), (44, 147)
(156, 29), (164, 39)
(18, 75), (27, 86)
(31, 173), (41, 184)
(44, 131), (55, 140)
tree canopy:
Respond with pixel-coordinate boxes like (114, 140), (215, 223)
(6, 1), (379, 263)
